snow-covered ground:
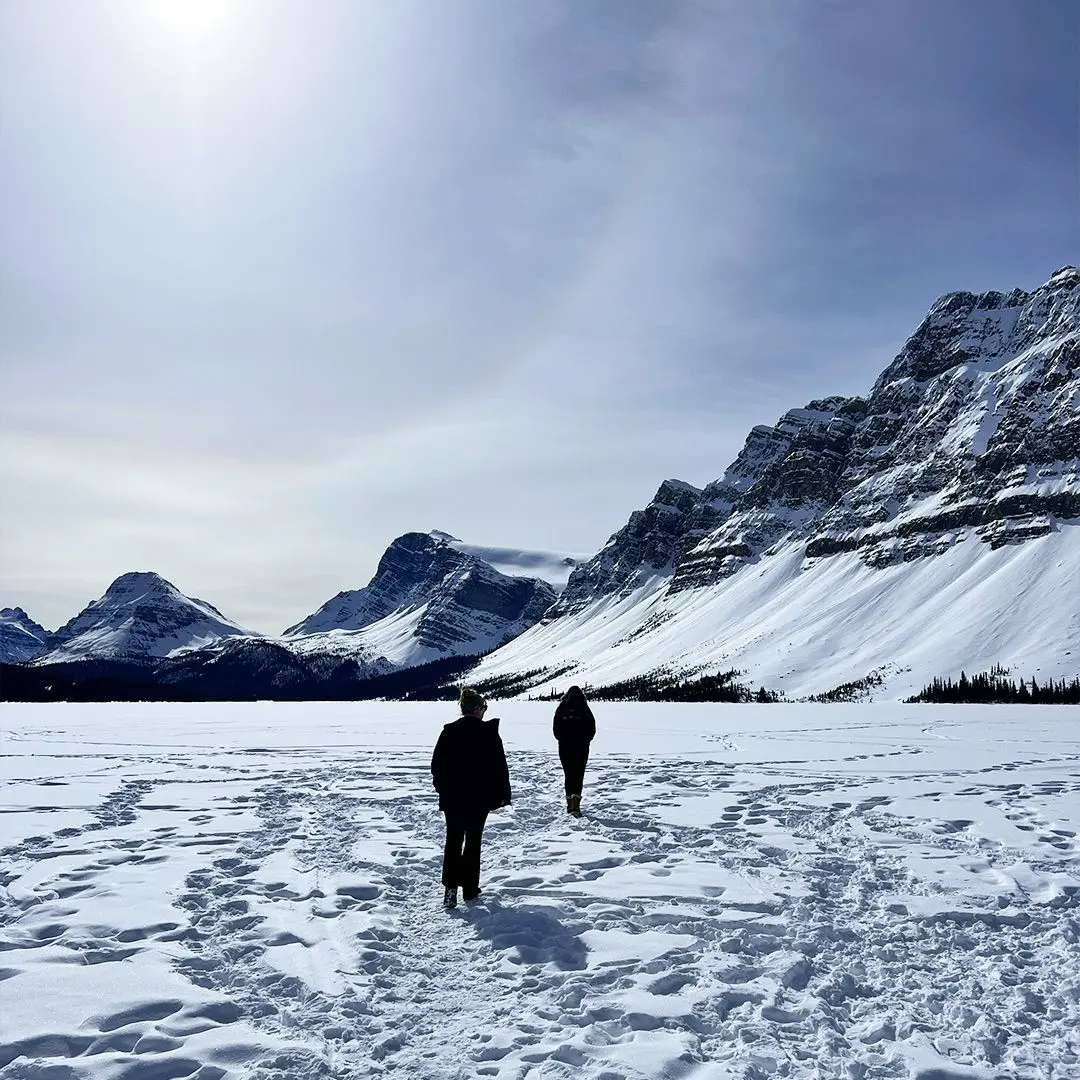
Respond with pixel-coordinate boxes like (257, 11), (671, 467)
(2, 702), (1078, 1079)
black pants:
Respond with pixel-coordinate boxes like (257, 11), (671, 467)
(441, 810), (488, 895)
(559, 741), (590, 798)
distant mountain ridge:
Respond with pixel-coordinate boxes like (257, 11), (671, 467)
(550, 266), (1079, 614)
(6, 535), (564, 679)
(5, 268), (1077, 700)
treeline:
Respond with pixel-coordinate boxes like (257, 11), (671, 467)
(0, 651), (484, 703)
(802, 672), (885, 703)
(907, 668), (1080, 704)
(533, 669), (781, 703)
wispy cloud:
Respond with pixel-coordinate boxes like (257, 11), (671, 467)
(2, 0), (1075, 630)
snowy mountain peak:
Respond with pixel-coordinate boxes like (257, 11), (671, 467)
(282, 532), (558, 667)
(1, 606), (41, 628)
(0, 606), (52, 664)
(473, 265), (1080, 699)
(40, 573), (252, 665)
(108, 570), (172, 592)
(877, 266), (1078, 387)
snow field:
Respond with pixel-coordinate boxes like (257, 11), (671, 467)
(1, 703), (1078, 1079)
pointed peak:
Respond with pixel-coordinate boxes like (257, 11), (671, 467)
(651, 479), (702, 510)
(105, 571), (176, 595)
(654, 479), (702, 497)
(1048, 265), (1080, 288)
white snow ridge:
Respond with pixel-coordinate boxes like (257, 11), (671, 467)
(1, 702), (1078, 1079)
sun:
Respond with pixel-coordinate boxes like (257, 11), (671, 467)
(143, 0), (238, 46)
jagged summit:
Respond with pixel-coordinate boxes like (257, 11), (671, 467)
(0, 606), (52, 664)
(876, 267), (1078, 386)
(1, 606), (42, 627)
(473, 265), (1080, 698)
(278, 530), (558, 672)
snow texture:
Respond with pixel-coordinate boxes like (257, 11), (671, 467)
(1, 701), (1078, 1079)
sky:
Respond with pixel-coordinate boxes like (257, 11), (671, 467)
(1, 0), (1077, 634)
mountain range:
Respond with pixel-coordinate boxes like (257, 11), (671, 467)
(4, 266), (1077, 701)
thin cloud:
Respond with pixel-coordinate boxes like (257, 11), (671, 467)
(1, 0), (1075, 631)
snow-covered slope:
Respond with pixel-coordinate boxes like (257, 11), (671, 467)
(3, 701), (1077, 1078)
(0, 607), (52, 664)
(279, 531), (557, 671)
(475, 267), (1080, 698)
(39, 572), (254, 665)
(473, 521), (1080, 700)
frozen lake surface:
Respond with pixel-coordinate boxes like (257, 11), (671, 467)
(1, 702), (1078, 1079)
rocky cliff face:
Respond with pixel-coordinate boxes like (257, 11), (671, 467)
(555, 266), (1079, 605)
(41, 572), (252, 664)
(804, 266), (1079, 565)
(284, 533), (467, 635)
(0, 607), (52, 664)
(285, 531), (557, 659)
(551, 480), (701, 615)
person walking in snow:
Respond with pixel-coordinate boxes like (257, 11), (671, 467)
(553, 685), (595, 817)
(431, 686), (512, 909)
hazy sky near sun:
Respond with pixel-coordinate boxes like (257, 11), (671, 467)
(1, 0), (1077, 633)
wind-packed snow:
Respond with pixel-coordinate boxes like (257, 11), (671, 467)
(474, 523), (1080, 700)
(1, 701), (1078, 1079)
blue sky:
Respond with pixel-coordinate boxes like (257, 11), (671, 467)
(1, 0), (1076, 633)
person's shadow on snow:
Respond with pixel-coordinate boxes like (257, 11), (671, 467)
(460, 899), (589, 971)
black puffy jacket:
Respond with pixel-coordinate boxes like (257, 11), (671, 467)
(431, 715), (512, 814)
(553, 698), (596, 744)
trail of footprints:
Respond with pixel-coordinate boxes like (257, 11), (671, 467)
(2, 752), (1079, 1078)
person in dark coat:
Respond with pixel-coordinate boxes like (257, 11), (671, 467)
(553, 685), (595, 817)
(431, 686), (512, 908)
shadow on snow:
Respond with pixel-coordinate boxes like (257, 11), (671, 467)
(460, 900), (588, 971)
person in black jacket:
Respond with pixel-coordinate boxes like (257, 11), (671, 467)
(431, 686), (512, 908)
(553, 685), (595, 817)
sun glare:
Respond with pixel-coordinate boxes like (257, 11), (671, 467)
(143, 0), (238, 46)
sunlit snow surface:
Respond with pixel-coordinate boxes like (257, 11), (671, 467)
(1, 703), (1078, 1079)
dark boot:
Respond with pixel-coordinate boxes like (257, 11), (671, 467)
(569, 794), (582, 818)
(443, 887), (458, 909)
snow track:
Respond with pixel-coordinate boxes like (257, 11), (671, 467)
(1, 703), (1078, 1079)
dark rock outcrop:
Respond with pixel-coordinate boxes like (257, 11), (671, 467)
(552, 266), (1080, 602)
